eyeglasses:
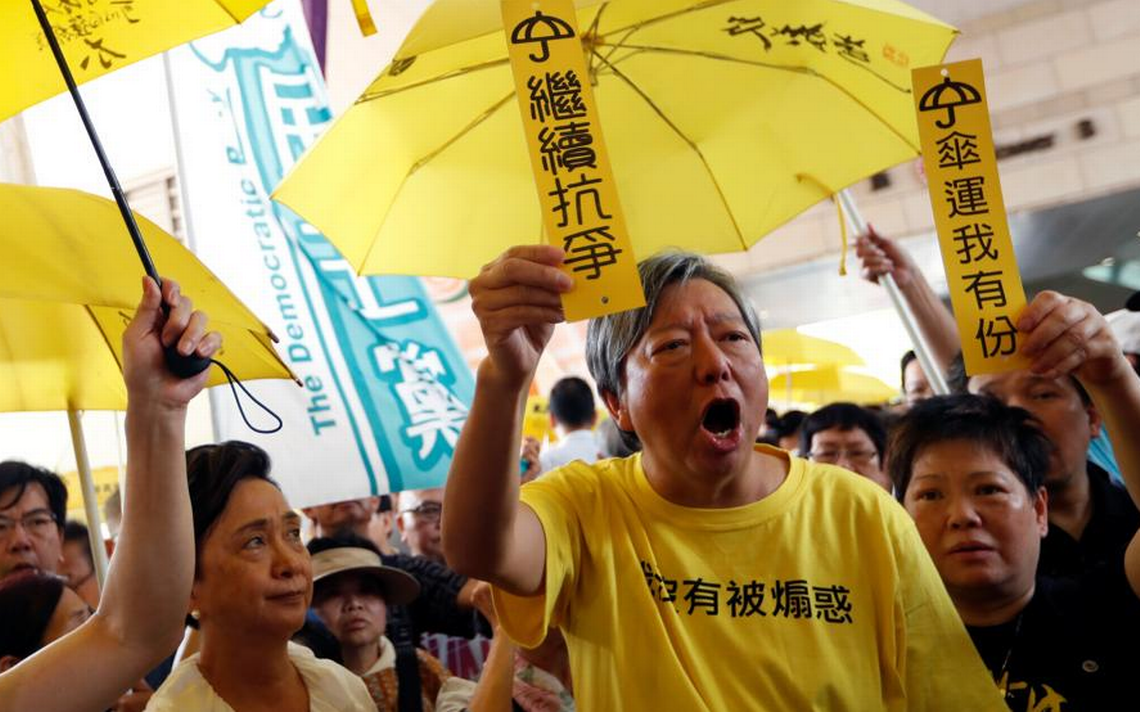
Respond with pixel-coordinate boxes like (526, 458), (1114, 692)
(810, 449), (878, 465)
(401, 501), (442, 522)
(0, 511), (58, 540)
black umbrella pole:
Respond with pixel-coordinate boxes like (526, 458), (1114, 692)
(30, 0), (209, 378)
(29, 0), (161, 284)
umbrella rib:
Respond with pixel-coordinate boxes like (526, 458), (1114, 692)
(603, 43), (919, 152)
(358, 58), (511, 102)
(595, 1), (735, 72)
(591, 50), (747, 249)
(86, 305), (126, 377)
(358, 92), (516, 272)
(215, 3), (242, 24)
(596, 0), (736, 41)
(408, 90), (515, 177)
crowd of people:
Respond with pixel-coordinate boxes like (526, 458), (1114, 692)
(2, 228), (1140, 711)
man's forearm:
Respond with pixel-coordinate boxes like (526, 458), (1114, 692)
(1085, 367), (1140, 506)
(443, 360), (530, 579)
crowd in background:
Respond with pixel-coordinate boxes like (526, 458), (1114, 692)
(2, 230), (1140, 711)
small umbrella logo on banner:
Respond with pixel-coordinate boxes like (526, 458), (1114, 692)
(511, 10), (576, 62)
(917, 73), (982, 129)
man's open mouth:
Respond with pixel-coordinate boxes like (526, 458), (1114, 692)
(701, 399), (741, 438)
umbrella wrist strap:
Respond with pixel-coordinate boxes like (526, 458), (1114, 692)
(211, 359), (284, 434)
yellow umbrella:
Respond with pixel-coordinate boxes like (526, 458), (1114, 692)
(0, 183), (292, 411)
(0, 0), (267, 121)
(274, 0), (956, 279)
(769, 366), (897, 407)
(0, 182), (293, 587)
(2, 0), (271, 351)
(762, 329), (864, 369)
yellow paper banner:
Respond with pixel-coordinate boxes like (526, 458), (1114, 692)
(501, 0), (645, 321)
(351, 0), (378, 37)
(62, 466), (120, 522)
(913, 59), (1029, 376)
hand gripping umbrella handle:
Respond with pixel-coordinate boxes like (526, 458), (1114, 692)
(29, 0), (210, 379)
(164, 345), (213, 379)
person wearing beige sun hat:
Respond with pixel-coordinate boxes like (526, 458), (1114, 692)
(309, 535), (455, 712)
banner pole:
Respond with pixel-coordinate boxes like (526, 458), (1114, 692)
(163, 51), (223, 442)
(67, 408), (110, 590)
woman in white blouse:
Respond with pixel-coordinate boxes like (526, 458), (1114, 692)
(145, 441), (373, 712)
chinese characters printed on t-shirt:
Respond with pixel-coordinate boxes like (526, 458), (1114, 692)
(640, 560), (854, 624)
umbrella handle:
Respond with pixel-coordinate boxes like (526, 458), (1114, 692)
(164, 346), (212, 378)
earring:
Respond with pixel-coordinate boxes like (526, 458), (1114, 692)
(190, 610), (201, 621)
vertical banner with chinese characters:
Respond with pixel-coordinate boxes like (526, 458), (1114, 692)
(501, 0), (645, 321)
(913, 59), (1029, 376)
(167, 0), (473, 507)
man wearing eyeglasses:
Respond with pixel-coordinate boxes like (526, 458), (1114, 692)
(800, 403), (891, 493)
(0, 461), (68, 579)
(396, 488), (446, 566)
(394, 488), (494, 681)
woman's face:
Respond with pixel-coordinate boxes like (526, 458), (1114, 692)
(191, 479), (312, 640)
(41, 586), (93, 646)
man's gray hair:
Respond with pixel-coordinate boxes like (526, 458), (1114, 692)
(585, 251), (762, 404)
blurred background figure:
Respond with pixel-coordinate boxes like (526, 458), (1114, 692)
(60, 521), (99, 609)
(1110, 309), (1140, 378)
(520, 437), (542, 483)
(900, 350), (934, 408)
(368, 495), (398, 556)
(756, 408), (780, 446)
(801, 403), (891, 492)
(396, 488), (446, 566)
(539, 377), (599, 475)
(437, 582), (574, 712)
(304, 495), (396, 555)
(772, 410), (807, 454)
(394, 488), (493, 681)
(310, 536), (453, 711)
(596, 418), (637, 459)
(0, 570), (92, 672)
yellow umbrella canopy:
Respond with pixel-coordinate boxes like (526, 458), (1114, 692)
(762, 329), (864, 369)
(769, 365), (897, 407)
(274, 0), (956, 279)
(0, 0), (268, 121)
(0, 183), (292, 412)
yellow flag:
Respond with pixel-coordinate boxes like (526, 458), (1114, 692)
(913, 58), (1029, 376)
(501, 0), (645, 321)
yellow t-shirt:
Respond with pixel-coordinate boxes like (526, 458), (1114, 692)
(493, 446), (1004, 711)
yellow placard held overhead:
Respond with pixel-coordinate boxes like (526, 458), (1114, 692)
(501, 0), (645, 321)
(913, 59), (1029, 376)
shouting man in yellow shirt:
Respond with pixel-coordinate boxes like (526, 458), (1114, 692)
(443, 246), (1003, 711)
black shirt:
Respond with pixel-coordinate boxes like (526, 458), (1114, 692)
(381, 552), (491, 642)
(967, 564), (1140, 711)
(1038, 463), (1140, 578)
